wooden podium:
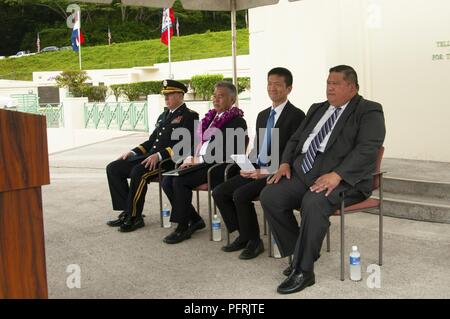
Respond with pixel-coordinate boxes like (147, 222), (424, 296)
(0, 109), (50, 298)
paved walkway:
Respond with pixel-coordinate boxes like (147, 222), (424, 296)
(42, 133), (450, 298)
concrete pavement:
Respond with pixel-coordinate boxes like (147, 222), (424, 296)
(42, 133), (450, 298)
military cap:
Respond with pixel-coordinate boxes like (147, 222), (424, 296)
(161, 79), (188, 94)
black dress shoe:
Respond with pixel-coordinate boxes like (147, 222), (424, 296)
(283, 263), (294, 276)
(118, 216), (145, 232)
(163, 227), (191, 244)
(188, 219), (206, 234)
(221, 236), (248, 252)
(107, 211), (127, 227)
(277, 269), (315, 294)
(239, 239), (264, 260)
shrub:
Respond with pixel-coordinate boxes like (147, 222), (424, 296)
(190, 74), (224, 100)
(223, 77), (251, 94)
(85, 85), (108, 102)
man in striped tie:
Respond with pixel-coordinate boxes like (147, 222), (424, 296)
(260, 65), (386, 294)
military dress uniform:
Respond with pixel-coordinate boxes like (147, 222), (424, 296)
(106, 80), (199, 232)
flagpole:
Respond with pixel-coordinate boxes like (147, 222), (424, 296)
(168, 14), (172, 79)
(231, 0), (238, 106)
(78, 10), (82, 70)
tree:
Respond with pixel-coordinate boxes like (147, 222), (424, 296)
(55, 70), (90, 97)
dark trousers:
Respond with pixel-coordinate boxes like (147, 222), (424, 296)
(260, 155), (365, 272)
(161, 164), (225, 226)
(212, 174), (267, 241)
(106, 159), (159, 218)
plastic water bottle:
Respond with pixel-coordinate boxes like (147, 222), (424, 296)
(162, 204), (171, 228)
(212, 214), (222, 242)
(349, 245), (362, 281)
(272, 235), (281, 258)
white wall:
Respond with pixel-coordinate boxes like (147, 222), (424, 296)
(33, 55), (250, 86)
(0, 80), (37, 96)
(249, 0), (450, 162)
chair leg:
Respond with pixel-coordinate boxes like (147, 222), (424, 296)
(379, 207), (383, 266)
(268, 227), (273, 257)
(340, 201), (345, 281)
(326, 226), (330, 252)
(207, 189), (213, 241)
(158, 180), (163, 227)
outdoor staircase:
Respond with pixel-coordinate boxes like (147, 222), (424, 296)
(381, 177), (450, 224)
(378, 159), (450, 224)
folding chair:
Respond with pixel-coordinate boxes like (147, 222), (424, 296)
(326, 146), (385, 281)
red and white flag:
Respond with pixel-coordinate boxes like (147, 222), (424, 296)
(161, 8), (174, 46)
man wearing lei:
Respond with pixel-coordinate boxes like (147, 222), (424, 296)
(161, 81), (247, 244)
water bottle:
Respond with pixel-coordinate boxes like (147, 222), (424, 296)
(162, 204), (171, 228)
(272, 235), (281, 258)
(349, 245), (362, 281)
(212, 214), (222, 242)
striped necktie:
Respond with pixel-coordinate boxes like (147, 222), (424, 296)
(301, 107), (342, 173)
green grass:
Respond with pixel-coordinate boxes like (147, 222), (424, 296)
(0, 29), (249, 81)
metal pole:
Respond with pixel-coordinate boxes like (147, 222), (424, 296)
(231, 0), (238, 106)
(78, 10), (82, 70)
(167, 11), (173, 79)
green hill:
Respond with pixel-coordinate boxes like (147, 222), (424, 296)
(0, 29), (249, 81)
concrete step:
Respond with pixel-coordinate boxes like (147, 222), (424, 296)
(383, 176), (450, 201)
(381, 192), (450, 224)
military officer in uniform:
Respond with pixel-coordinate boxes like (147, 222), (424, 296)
(106, 80), (199, 232)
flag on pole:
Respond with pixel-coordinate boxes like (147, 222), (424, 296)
(161, 8), (174, 46)
(71, 14), (85, 52)
(36, 33), (40, 53)
(176, 18), (180, 37)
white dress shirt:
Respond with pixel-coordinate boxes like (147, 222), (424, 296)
(268, 100), (288, 127)
(301, 102), (349, 153)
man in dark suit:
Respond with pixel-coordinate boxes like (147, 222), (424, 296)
(260, 65), (386, 294)
(106, 80), (198, 232)
(212, 67), (305, 260)
(161, 81), (247, 244)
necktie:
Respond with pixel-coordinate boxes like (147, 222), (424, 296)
(258, 109), (276, 166)
(301, 107), (342, 173)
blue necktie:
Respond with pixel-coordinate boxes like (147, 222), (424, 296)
(301, 107), (342, 173)
(258, 109), (276, 166)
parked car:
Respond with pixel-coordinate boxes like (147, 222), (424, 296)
(40, 46), (59, 53)
(9, 50), (30, 58)
(59, 46), (72, 51)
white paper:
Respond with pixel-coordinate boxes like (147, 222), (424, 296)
(230, 154), (256, 172)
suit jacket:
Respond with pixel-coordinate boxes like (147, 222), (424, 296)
(282, 94), (386, 198)
(248, 101), (305, 167)
(200, 114), (248, 164)
(132, 103), (199, 161)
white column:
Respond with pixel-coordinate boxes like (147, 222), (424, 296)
(147, 94), (165, 133)
(62, 97), (88, 130)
